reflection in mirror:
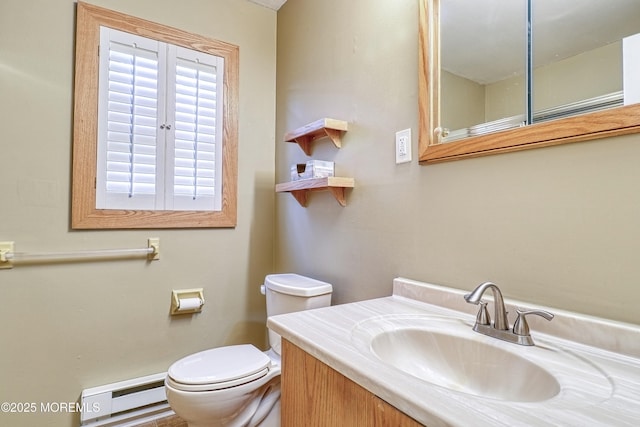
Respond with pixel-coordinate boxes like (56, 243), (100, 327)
(438, 0), (640, 144)
(441, 0), (527, 141)
(418, 0), (640, 164)
(532, 0), (640, 120)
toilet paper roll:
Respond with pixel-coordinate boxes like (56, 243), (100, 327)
(177, 297), (202, 312)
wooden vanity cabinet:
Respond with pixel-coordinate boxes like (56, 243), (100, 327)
(281, 339), (424, 427)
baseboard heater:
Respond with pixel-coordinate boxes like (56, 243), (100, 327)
(80, 372), (173, 426)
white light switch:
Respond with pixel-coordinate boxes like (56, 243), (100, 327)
(395, 128), (412, 164)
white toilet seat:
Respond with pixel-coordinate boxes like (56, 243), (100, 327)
(167, 344), (272, 392)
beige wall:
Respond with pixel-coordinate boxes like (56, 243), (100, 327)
(0, 1), (276, 426)
(275, 0), (640, 326)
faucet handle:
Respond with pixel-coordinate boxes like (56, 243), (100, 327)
(475, 301), (491, 325)
(513, 309), (554, 336)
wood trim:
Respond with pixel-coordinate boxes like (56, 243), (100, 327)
(417, 0), (640, 164)
(71, 2), (238, 228)
(422, 103), (640, 164)
(417, 0), (439, 157)
(281, 339), (424, 427)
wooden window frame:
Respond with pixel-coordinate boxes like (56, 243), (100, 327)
(72, 2), (238, 228)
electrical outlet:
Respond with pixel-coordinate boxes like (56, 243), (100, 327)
(395, 128), (412, 164)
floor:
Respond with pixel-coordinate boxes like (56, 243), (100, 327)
(135, 414), (187, 427)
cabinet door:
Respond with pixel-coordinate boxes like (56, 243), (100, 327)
(281, 339), (424, 427)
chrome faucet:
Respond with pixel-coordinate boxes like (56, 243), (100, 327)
(464, 281), (553, 346)
(464, 281), (509, 330)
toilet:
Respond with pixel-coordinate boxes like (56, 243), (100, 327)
(165, 274), (333, 427)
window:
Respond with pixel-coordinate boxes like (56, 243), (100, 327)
(72, 2), (238, 228)
(97, 27), (224, 212)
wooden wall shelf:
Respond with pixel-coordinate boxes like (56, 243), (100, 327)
(276, 177), (355, 207)
(284, 118), (348, 155)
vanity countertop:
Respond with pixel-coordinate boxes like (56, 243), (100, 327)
(267, 277), (640, 426)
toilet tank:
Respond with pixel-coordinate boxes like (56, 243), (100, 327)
(262, 273), (332, 354)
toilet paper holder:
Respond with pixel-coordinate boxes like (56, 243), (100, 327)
(170, 288), (204, 315)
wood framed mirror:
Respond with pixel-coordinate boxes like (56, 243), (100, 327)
(418, 0), (640, 164)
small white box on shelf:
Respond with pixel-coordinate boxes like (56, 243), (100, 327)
(290, 160), (335, 181)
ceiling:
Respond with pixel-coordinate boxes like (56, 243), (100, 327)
(441, 0), (640, 84)
(246, 0), (287, 10)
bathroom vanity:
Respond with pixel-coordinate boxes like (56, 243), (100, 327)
(280, 339), (421, 426)
(267, 278), (640, 426)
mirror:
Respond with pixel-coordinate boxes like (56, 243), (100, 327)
(419, 0), (640, 164)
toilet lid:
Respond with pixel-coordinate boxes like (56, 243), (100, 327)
(168, 344), (271, 391)
(265, 273), (332, 297)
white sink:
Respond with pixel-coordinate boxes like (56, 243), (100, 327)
(351, 314), (611, 403)
(370, 327), (559, 401)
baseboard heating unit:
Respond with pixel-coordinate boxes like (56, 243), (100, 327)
(80, 372), (173, 426)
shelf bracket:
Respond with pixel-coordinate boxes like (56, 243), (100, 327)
(328, 187), (347, 207)
(324, 128), (343, 149)
(288, 188), (348, 207)
(293, 135), (314, 156)
(290, 190), (308, 207)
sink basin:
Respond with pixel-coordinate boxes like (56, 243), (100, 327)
(349, 314), (611, 403)
(370, 327), (560, 402)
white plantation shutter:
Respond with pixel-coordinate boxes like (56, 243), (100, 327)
(96, 28), (164, 210)
(95, 27), (223, 212)
(166, 47), (224, 211)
